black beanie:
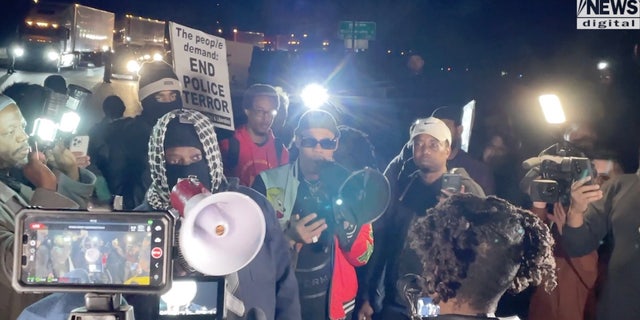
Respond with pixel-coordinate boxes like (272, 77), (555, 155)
(102, 95), (126, 119)
(294, 109), (340, 137)
(43, 75), (67, 95)
(163, 118), (203, 150)
(138, 61), (181, 101)
(242, 84), (280, 110)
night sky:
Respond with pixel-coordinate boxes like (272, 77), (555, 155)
(3, 0), (637, 68)
(2, 0), (639, 165)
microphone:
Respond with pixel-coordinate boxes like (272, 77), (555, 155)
(522, 155), (564, 170)
(522, 157), (542, 170)
(245, 308), (267, 320)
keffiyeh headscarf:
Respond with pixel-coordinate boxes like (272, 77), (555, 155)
(146, 109), (224, 210)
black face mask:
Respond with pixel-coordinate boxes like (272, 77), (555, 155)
(141, 96), (182, 125)
(165, 160), (212, 191)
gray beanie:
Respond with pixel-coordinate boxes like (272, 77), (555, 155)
(138, 61), (181, 101)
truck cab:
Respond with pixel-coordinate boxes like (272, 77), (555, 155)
(12, 2), (114, 71)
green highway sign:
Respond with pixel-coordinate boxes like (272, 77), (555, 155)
(338, 21), (376, 40)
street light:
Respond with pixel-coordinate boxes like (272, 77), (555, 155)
(301, 83), (329, 109)
(538, 94), (566, 124)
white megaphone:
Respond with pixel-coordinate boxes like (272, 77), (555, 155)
(170, 176), (265, 276)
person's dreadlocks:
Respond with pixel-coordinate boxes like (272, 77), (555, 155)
(408, 194), (556, 310)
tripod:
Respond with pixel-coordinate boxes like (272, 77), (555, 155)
(68, 293), (134, 320)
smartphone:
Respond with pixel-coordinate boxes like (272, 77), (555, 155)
(13, 209), (174, 294)
(442, 173), (462, 193)
(70, 135), (90, 156)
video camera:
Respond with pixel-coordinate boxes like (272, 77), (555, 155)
(522, 141), (597, 206)
(13, 177), (270, 320)
(13, 209), (175, 319)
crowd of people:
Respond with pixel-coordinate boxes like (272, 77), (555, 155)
(0, 53), (638, 320)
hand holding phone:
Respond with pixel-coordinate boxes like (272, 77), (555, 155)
(442, 173), (462, 193)
(70, 135), (90, 157)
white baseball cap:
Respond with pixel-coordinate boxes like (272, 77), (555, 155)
(410, 117), (452, 144)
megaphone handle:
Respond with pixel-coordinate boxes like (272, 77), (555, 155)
(289, 243), (303, 270)
(225, 288), (246, 318)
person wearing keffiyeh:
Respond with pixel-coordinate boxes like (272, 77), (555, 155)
(18, 109), (301, 320)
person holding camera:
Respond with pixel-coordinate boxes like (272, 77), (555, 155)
(252, 110), (374, 320)
(0, 95), (96, 320)
(19, 108), (301, 320)
(355, 117), (484, 320)
(561, 169), (640, 320)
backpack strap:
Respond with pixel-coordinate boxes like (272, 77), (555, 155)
(224, 136), (240, 170)
(274, 137), (285, 165)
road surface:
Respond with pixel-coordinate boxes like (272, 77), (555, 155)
(0, 66), (142, 135)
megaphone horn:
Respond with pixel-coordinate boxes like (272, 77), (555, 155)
(336, 167), (391, 226)
(179, 191), (266, 276)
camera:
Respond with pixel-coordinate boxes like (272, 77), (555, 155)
(527, 156), (596, 205)
(13, 209), (174, 294)
(12, 204), (235, 319)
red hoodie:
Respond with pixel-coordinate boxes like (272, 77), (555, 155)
(220, 126), (289, 186)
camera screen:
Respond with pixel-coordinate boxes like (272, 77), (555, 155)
(15, 210), (172, 293)
(159, 277), (223, 319)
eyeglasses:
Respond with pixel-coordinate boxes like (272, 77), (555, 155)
(250, 108), (277, 118)
(300, 137), (338, 150)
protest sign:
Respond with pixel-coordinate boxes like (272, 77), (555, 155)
(169, 22), (234, 130)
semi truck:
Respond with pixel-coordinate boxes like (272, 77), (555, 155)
(111, 14), (167, 79)
(11, 2), (114, 71)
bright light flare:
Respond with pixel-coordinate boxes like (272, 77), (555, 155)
(301, 83), (329, 109)
(126, 60), (140, 72)
(538, 94), (566, 124)
(161, 280), (197, 308)
(31, 118), (57, 142)
(46, 50), (59, 61)
(597, 61), (608, 70)
(59, 111), (80, 133)
(153, 53), (163, 61)
(13, 47), (25, 57)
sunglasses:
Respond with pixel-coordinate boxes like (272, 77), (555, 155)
(299, 137), (338, 150)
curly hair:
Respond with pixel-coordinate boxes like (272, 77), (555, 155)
(408, 194), (556, 310)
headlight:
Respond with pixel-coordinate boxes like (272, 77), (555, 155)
(47, 51), (59, 61)
(143, 54), (151, 60)
(13, 47), (25, 57)
(153, 53), (163, 61)
(126, 60), (140, 73)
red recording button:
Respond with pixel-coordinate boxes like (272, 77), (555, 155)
(151, 247), (163, 259)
